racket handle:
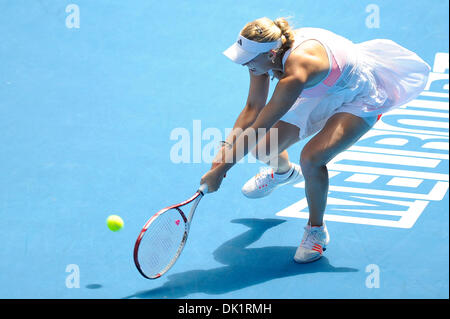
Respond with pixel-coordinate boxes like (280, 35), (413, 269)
(198, 183), (208, 194)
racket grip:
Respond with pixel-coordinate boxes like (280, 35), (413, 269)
(198, 183), (208, 194)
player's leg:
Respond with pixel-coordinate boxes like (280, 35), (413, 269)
(295, 112), (377, 263)
(251, 120), (300, 173)
(300, 112), (376, 226)
(242, 120), (303, 198)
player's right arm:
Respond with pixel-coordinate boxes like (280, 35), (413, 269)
(212, 70), (270, 167)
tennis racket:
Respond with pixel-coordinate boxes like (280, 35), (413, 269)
(133, 183), (208, 279)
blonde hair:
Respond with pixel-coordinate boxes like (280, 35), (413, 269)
(240, 17), (295, 58)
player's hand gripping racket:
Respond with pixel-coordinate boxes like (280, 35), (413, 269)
(133, 184), (208, 279)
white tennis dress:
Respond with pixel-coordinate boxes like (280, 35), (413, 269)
(279, 27), (431, 139)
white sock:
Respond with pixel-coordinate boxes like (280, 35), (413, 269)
(273, 164), (294, 180)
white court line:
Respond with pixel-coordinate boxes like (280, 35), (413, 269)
(392, 108), (449, 118)
(398, 119), (449, 129)
(373, 121), (449, 137)
(420, 91), (449, 99)
(348, 145), (449, 160)
(293, 180), (449, 200)
(326, 164), (449, 181)
(332, 151), (441, 168)
(404, 98), (449, 110)
(276, 198), (430, 228)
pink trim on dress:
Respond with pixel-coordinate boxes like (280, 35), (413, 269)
(301, 51), (342, 98)
(323, 53), (341, 86)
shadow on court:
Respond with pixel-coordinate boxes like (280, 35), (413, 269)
(124, 218), (358, 299)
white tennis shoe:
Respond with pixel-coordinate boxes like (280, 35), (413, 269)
(294, 223), (330, 263)
(241, 163), (303, 199)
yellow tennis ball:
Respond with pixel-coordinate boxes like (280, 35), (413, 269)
(106, 215), (124, 232)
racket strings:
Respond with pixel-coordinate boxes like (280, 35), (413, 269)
(138, 209), (186, 277)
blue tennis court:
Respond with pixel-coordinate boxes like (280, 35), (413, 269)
(0, 0), (448, 299)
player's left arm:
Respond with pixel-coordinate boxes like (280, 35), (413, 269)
(219, 67), (308, 172)
(251, 74), (305, 134)
(221, 52), (326, 169)
(201, 54), (319, 192)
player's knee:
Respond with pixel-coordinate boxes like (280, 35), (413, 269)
(300, 148), (325, 173)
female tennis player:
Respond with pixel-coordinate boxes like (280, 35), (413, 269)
(200, 17), (430, 263)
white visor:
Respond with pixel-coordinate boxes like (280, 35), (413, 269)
(223, 34), (282, 65)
